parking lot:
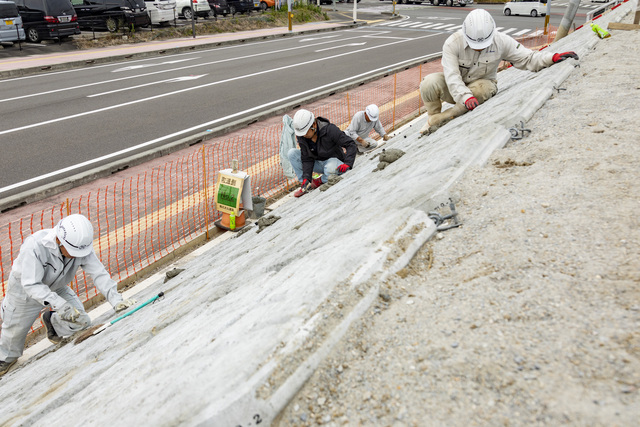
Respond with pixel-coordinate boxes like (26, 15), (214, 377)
(0, 3), (267, 58)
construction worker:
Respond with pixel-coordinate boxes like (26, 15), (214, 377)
(420, 8), (579, 135)
(288, 109), (358, 198)
(345, 104), (390, 153)
(0, 214), (135, 378)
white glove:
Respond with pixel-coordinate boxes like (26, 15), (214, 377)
(58, 302), (81, 323)
(115, 299), (137, 313)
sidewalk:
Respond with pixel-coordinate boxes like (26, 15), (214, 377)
(0, 11), (386, 79)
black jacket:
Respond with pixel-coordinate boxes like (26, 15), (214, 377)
(296, 116), (357, 182)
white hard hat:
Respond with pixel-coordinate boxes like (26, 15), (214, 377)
(293, 109), (315, 137)
(56, 214), (94, 257)
(462, 9), (496, 50)
(365, 104), (379, 121)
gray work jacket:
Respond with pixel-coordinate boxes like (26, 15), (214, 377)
(442, 30), (554, 105)
(6, 228), (122, 309)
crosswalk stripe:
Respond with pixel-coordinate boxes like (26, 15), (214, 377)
(501, 27), (518, 35)
(511, 28), (532, 36)
(430, 23), (456, 29)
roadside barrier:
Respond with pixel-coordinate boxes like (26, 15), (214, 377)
(0, 30), (556, 338)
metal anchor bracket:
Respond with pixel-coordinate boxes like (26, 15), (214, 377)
(509, 121), (531, 140)
(429, 202), (463, 232)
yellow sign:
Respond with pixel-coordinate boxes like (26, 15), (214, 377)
(216, 172), (244, 215)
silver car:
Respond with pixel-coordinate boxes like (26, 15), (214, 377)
(0, 1), (26, 43)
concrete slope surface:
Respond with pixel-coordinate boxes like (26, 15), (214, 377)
(0, 3), (633, 425)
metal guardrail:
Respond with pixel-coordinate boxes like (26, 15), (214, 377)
(586, 0), (624, 21)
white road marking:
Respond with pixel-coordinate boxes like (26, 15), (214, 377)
(87, 75), (208, 98)
(112, 58), (198, 73)
(0, 33), (441, 137)
(315, 42), (367, 52)
(0, 33), (388, 104)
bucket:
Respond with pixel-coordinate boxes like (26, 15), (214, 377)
(251, 196), (266, 219)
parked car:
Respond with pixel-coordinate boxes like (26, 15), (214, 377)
(430, 0), (471, 6)
(255, 0), (273, 10)
(145, 0), (175, 25)
(503, 0), (546, 17)
(175, 0), (211, 19)
(208, 0), (229, 16)
(71, 0), (151, 32)
(13, 0), (80, 43)
(0, 0), (26, 42)
(226, 0), (252, 15)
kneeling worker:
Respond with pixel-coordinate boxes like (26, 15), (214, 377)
(0, 214), (136, 377)
(345, 104), (390, 153)
(420, 8), (579, 135)
(288, 109), (358, 198)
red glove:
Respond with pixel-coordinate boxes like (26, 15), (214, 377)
(337, 164), (350, 173)
(552, 52), (579, 63)
(464, 97), (479, 111)
(301, 179), (312, 191)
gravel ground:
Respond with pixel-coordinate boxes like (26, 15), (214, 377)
(275, 18), (640, 427)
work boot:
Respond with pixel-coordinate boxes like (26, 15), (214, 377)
(0, 360), (17, 377)
(41, 310), (62, 344)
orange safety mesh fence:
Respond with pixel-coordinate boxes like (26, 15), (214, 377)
(0, 37), (547, 336)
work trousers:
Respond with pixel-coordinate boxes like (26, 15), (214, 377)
(419, 72), (498, 116)
(287, 149), (342, 184)
(1, 282), (90, 362)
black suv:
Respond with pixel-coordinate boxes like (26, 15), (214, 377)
(13, 0), (80, 43)
(226, 0), (251, 14)
(208, 0), (229, 17)
(70, 0), (150, 32)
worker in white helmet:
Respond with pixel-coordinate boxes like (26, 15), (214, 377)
(419, 8), (578, 135)
(0, 214), (136, 377)
(288, 109), (358, 198)
(345, 104), (390, 153)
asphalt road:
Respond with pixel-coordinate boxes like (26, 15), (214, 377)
(0, 0), (595, 199)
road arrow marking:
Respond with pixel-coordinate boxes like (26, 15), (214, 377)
(315, 42), (367, 52)
(87, 75), (208, 97)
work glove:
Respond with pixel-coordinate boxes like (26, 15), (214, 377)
(464, 97), (479, 111)
(58, 302), (81, 323)
(552, 52), (579, 63)
(115, 298), (137, 313)
(337, 164), (350, 174)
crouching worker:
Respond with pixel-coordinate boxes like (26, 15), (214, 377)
(419, 8), (578, 135)
(288, 109), (358, 198)
(345, 104), (390, 153)
(0, 214), (135, 377)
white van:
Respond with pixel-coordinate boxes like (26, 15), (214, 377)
(0, 0), (26, 43)
(503, 0), (547, 17)
(145, 0), (176, 25)
(175, 0), (211, 19)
